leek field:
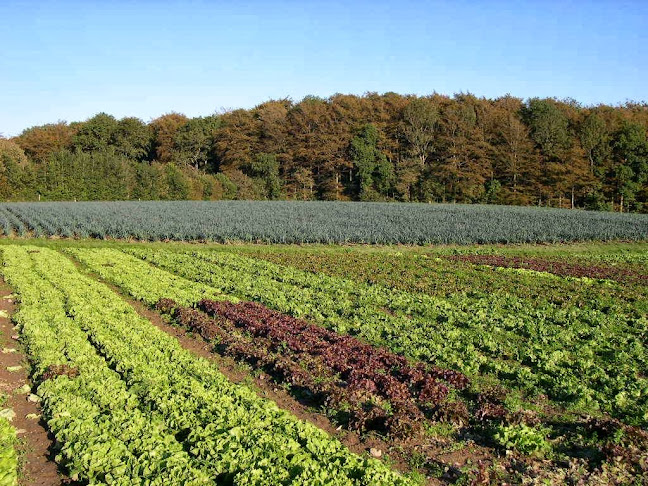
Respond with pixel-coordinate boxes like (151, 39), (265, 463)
(0, 201), (647, 244)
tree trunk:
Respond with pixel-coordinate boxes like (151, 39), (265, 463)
(513, 172), (517, 193)
(571, 187), (575, 209)
(335, 172), (340, 200)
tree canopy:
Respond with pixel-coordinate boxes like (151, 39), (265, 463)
(4, 92), (648, 212)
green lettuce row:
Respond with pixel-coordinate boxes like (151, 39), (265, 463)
(41, 248), (412, 485)
(115, 248), (648, 425)
(69, 247), (230, 307)
(184, 249), (647, 363)
(0, 416), (18, 486)
(0, 247), (215, 484)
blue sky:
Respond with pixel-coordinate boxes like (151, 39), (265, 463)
(1, 0), (646, 136)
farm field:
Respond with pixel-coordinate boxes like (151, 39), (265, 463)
(1, 201), (647, 244)
(0, 239), (646, 484)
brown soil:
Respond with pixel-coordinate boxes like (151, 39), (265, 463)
(0, 281), (62, 486)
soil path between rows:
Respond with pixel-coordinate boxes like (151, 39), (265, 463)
(0, 281), (63, 486)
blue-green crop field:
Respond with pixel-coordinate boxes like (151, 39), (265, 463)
(0, 200), (646, 244)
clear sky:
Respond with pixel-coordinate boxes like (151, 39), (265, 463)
(1, 0), (646, 136)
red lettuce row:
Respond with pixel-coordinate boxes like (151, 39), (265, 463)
(445, 254), (647, 284)
(157, 298), (471, 437)
(199, 299), (469, 391)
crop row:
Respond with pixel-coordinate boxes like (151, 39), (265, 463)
(240, 247), (648, 320)
(199, 299), (469, 394)
(7, 246), (413, 484)
(0, 207), (27, 237)
(157, 298), (469, 437)
(1, 246), (212, 484)
(444, 254), (648, 284)
(83, 247), (648, 426)
(0, 415), (18, 486)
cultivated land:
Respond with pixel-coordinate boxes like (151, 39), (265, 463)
(0, 201), (647, 244)
(0, 236), (645, 485)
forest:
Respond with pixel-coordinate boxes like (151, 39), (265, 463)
(1, 92), (647, 212)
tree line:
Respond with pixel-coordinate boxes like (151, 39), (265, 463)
(1, 92), (647, 211)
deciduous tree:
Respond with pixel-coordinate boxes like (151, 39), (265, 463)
(150, 113), (189, 163)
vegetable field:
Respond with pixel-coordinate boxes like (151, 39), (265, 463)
(1, 201), (647, 244)
(0, 240), (646, 484)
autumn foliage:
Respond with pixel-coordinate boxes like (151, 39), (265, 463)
(2, 93), (647, 211)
